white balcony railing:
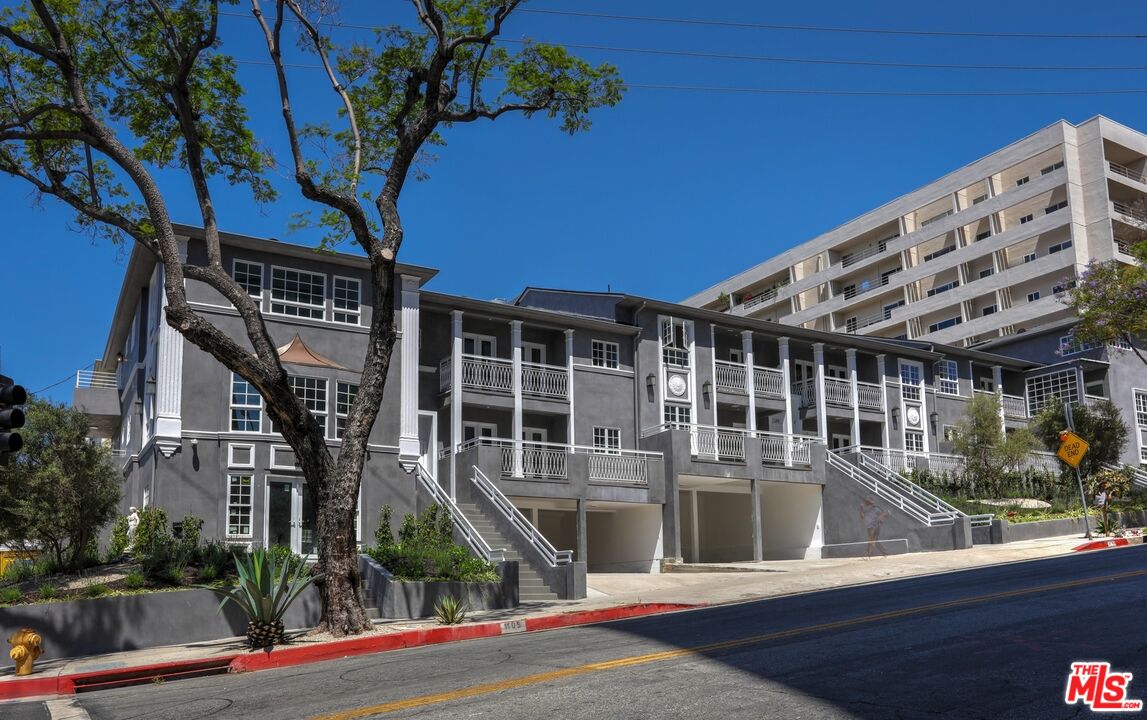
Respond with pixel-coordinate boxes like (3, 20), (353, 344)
(1083, 394), (1109, 410)
(754, 367), (785, 398)
(76, 370), (118, 389)
(458, 437), (655, 485)
(641, 423), (817, 466)
(1110, 161), (1147, 184)
(741, 285), (784, 311)
(1002, 393), (1027, 419)
(857, 381), (883, 411)
(823, 377), (852, 407)
(794, 377), (883, 411)
(1114, 201), (1147, 223)
(714, 360), (747, 393)
(758, 430), (815, 466)
(439, 354), (568, 400)
(714, 361), (785, 399)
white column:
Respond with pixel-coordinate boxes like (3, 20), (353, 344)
(993, 364), (1005, 434)
(846, 348), (860, 448)
(877, 354), (890, 449)
(813, 342), (828, 441)
(779, 337), (793, 437)
(742, 330), (757, 433)
(690, 489), (700, 563)
(511, 320), (523, 477)
(709, 323), (719, 427)
(566, 329), (575, 446)
(154, 242), (187, 459)
(398, 275), (421, 468)
(450, 311), (463, 498)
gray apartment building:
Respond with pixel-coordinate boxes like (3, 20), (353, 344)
(73, 216), (1147, 600)
(683, 116), (1147, 348)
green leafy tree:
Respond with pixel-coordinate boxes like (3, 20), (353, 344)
(951, 393), (1040, 498)
(1062, 197), (1147, 366)
(0, 0), (620, 635)
(0, 398), (121, 571)
(1030, 398), (1129, 479)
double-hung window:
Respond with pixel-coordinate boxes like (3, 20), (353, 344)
(1135, 390), (1147, 428)
(230, 373), (262, 432)
(275, 376), (328, 437)
(335, 381), (358, 439)
(233, 260), (263, 299)
(934, 360), (959, 395)
(270, 267), (325, 319)
(664, 404), (691, 427)
(332, 277), (361, 325)
(227, 474), (253, 537)
(592, 427), (621, 454)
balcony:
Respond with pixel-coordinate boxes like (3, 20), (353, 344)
(794, 378), (884, 411)
(458, 437), (657, 485)
(974, 389), (1028, 419)
(1110, 161), (1147, 184)
(641, 424), (814, 466)
(439, 354), (569, 400)
(713, 361), (785, 399)
(73, 369), (121, 434)
(1113, 201), (1147, 223)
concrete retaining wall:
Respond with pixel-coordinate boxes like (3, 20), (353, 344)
(0, 585), (321, 662)
(974, 509), (1147, 544)
(358, 555), (519, 619)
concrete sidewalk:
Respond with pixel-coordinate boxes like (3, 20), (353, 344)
(0, 532), (1119, 701)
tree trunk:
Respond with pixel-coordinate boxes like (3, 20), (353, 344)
(312, 460), (373, 636)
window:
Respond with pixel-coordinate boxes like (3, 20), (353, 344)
(664, 404), (692, 427)
(335, 381), (358, 439)
(332, 277), (360, 325)
(1023, 252), (1037, 263)
(1027, 291), (1041, 302)
(1048, 240), (1072, 254)
(228, 443), (254, 468)
(1135, 390), (1147, 428)
(661, 317), (690, 368)
(728, 348), (744, 364)
(979, 267), (995, 279)
(975, 230), (992, 241)
(934, 360), (959, 395)
(972, 194), (988, 205)
(927, 280), (959, 297)
(982, 304), (997, 317)
(1045, 200), (1068, 214)
(922, 245), (956, 263)
(591, 340), (619, 369)
(279, 376), (328, 437)
(522, 342), (547, 365)
(1016, 176), (1030, 186)
(928, 316), (962, 333)
(1025, 370), (1078, 415)
(899, 362), (922, 401)
(880, 267), (902, 285)
(270, 267), (325, 319)
(463, 422), (497, 442)
(1041, 161), (1064, 175)
(230, 373), (262, 432)
(1060, 334), (1101, 356)
(463, 333), (496, 357)
(592, 427), (621, 453)
(227, 474), (253, 537)
(1019, 214), (1034, 224)
(233, 260), (263, 299)
(978, 377), (996, 392)
(905, 431), (925, 453)
(882, 299), (905, 320)
(921, 209), (953, 227)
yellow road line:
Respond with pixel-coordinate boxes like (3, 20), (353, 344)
(311, 568), (1147, 720)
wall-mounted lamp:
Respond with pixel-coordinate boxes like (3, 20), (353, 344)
(189, 438), (198, 447)
(929, 411), (940, 435)
(146, 377), (157, 388)
(115, 352), (125, 364)
(702, 380), (713, 409)
(646, 373), (657, 404)
(891, 406), (900, 431)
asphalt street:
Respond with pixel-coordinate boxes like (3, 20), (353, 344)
(8, 545), (1147, 720)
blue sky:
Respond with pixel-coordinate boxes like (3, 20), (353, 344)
(6, 0), (1147, 403)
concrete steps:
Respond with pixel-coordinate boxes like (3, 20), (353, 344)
(456, 501), (559, 602)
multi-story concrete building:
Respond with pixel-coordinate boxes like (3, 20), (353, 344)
(683, 116), (1147, 348)
(73, 222), (1147, 602)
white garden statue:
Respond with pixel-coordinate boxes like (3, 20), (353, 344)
(126, 506), (140, 553)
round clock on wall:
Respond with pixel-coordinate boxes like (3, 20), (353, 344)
(667, 374), (688, 397)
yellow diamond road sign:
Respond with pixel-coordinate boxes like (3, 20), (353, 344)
(1056, 431), (1089, 469)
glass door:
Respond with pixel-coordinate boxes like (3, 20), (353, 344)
(266, 478), (317, 557)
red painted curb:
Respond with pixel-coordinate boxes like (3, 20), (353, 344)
(0, 601), (702, 701)
(1073, 538), (1131, 552)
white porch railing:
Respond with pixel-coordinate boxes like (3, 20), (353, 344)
(641, 423), (816, 466)
(714, 360), (747, 393)
(439, 354), (569, 400)
(825, 451), (961, 527)
(413, 462), (504, 562)
(571, 446), (658, 486)
(758, 430), (814, 466)
(471, 466), (572, 566)
(794, 378), (883, 410)
(857, 381), (883, 411)
(1021, 450), (1061, 474)
(1002, 394), (1027, 419)
(694, 426), (747, 461)
(714, 361), (785, 399)
(76, 370), (118, 389)
(754, 367), (785, 398)
(459, 437), (656, 485)
(794, 379), (816, 408)
(1083, 394), (1109, 410)
(741, 285), (782, 311)
(823, 377), (852, 407)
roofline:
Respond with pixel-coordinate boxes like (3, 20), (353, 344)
(421, 291), (641, 335)
(513, 286), (625, 306)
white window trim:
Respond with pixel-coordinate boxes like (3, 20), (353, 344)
(226, 473), (255, 539)
(592, 426), (622, 454)
(286, 374), (329, 440)
(269, 264), (327, 320)
(934, 360), (960, 396)
(463, 422), (499, 442)
(591, 339), (620, 369)
(1133, 388), (1147, 429)
(270, 445), (302, 471)
(522, 341), (548, 365)
(335, 380), (358, 440)
(230, 373), (263, 434)
(228, 443), (255, 469)
(232, 259), (264, 302)
(331, 275), (362, 326)
(463, 333), (498, 357)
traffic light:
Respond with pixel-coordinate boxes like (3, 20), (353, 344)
(0, 374), (27, 465)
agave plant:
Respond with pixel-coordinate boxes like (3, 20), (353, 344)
(434, 594), (468, 625)
(209, 548), (321, 649)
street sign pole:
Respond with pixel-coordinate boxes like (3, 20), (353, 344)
(1064, 401), (1092, 540)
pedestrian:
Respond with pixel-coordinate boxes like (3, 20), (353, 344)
(860, 498), (889, 558)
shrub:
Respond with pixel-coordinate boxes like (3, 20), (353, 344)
(178, 514), (203, 555)
(367, 504), (498, 582)
(38, 583), (59, 600)
(434, 595), (467, 625)
(106, 515), (130, 560)
(123, 571), (146, 590)
(134, 507), (169, 556)
(85, 583), (110, 598)
(1, 561), (34, 584)
(199, 564), (219, 584)
(268, 545), (306, 577)
(199, 540), (232, 571)
(0, 587), (23, 604)
(207, 548), (322, 649)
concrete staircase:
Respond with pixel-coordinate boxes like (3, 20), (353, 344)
(455, 500), (559, 602)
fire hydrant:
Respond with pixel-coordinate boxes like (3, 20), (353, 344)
(8, 628), (43, 676)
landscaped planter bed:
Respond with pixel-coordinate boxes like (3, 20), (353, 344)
(358, 554), (518, 619)
(973, 509), (1147, 544)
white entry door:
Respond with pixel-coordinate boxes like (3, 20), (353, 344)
(266, 477), (316, 557)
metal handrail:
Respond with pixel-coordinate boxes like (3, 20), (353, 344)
(412, 462), (504, 563)
(857, 453), (963, 518)
(825, 452), (943, 526)
(471, 466), (572, 566)
(1110, 161), (1147, 184)
(1114, 201), (1147, 222)
(829, 447), (962, 526)
(76, 370), (118, 389)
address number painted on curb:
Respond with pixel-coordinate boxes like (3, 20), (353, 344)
(500, 619), (526, 634)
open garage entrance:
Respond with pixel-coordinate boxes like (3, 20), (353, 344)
(678, 476), (823, 563)
(509, 497), (664, 573)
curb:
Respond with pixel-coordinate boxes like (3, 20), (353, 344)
(0, 602), (699, 701)
(1072, 537), (1139, 552)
